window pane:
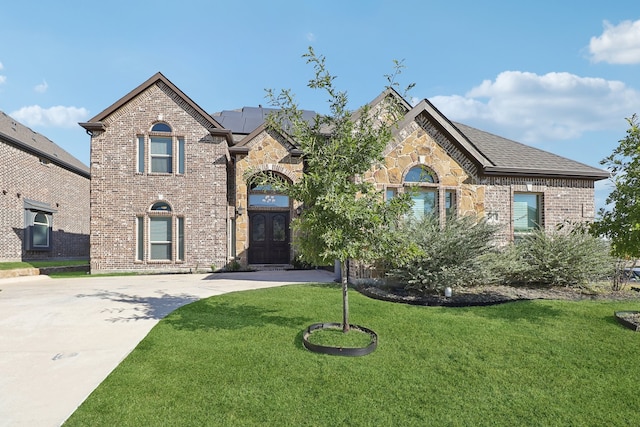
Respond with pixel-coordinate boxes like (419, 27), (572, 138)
(514, 194), (540, 232)
(151, 137), (172, 155)
(151, 157), (172, 173)
(151, 202), (171, 212)
(405, 166), (435, 183)
(136, 217), (144, 261)
(248, 194), (289, 208)
(149, 215), (173, 260)
(150, 217), (172, 242)
(177, 217), (184, 261)
(178, 138), (185, 174)
(445, 191), (456, 218)
(151, 123), (172, 132)
(33, 224), (48, 246)
(252, 215), (266, 242)
(411, 189), (436, 219)
(151, 137), (172, 173)
(151, 243), (171, 260)
(137, 136), (144, 173)
(386, 188), (396, 202)
(272, 215), (286, 242)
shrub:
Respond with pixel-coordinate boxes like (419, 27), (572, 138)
(490, 228), (613, 288)
(386, 215), (499, 295)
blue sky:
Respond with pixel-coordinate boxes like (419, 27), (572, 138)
(2, 0), (640, 210)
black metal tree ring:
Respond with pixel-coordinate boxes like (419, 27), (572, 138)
(302, 322), (378, 357)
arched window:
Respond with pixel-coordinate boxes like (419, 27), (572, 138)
(403, 166), (437, 219)
(248, 173), (290, 208)
(33, 212), (50, 247)
(151, 123), (172, 132)
(136, 200), (184, 262)
(137, 122), (185, 174)
(151, 201), (172, 212)
(404, 165), (436, 183)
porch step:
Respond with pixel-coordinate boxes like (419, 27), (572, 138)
(249, 264), (293, 271)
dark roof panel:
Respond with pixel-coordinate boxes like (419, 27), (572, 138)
(213, 107), (317, 135)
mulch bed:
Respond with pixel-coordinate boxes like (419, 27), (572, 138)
(354, 282), (640, 307)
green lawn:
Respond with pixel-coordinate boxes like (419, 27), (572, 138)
(0, 260), (88, 270)
(65, 283), (640, 426)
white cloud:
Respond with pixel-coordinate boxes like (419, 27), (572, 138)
(589, 19), (640, 64)
(10, 105), (89, 128)
(34, 80), (48, 93)
(429, 70), (640, 143)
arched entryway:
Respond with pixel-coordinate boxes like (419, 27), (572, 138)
(247, 174), (291, 264)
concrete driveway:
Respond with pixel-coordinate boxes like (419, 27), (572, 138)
(0, 269), (334, 427)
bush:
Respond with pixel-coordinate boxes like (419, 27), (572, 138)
(386, 215), (499, 295)
(487, 228), (613, 288)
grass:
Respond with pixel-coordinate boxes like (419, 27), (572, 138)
(306, 326), (374, 348)
(0, 260), (88, 270)
(64, 283), (640, 426)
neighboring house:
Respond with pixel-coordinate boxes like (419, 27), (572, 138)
(0, 111), (90, 262)
(80, 72), (608, 273)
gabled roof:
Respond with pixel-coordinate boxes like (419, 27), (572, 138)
(81, 72), (231, 142)
(400, 98), (609, 180)
(0, 110), (90, 178)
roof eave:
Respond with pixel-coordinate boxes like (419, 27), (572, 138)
(483, 166), (610, 181)
(79, 121), (106, 133)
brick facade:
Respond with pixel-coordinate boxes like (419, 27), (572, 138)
(0, 141), (89, 261)
(87, 82), (228, 273)
(83, 74), (605, 273)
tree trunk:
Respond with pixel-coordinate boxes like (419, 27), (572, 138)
(341, 259), (350, 333)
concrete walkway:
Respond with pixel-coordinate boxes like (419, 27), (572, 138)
(0, 269), (334, 427)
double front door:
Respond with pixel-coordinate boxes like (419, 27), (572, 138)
(248, 211), (290, 264)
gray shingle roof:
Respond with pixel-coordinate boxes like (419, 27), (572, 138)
(452, 121), (609, 179)
(0, 111), (89, 177)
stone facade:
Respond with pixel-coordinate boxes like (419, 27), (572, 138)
(87, 82), (228, 273)
(230, 129), (304, 265)
(0, 139), (89, 261)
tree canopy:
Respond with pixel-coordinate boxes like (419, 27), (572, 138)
(260, 47), (413, 332)
(590, 114), (640, 259)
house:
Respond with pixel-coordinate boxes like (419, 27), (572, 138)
(80, 72), (608, 273)
(0, 111), (90, 262)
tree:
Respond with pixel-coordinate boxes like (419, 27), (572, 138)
(262, 47), (413, 332)
(590, 114), (640, 288)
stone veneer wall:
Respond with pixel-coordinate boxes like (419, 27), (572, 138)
(89, 83), (228, 273)
(365, 121), (485, 221)
(232, 129), (303, 265)
(0, 141), (89, 261)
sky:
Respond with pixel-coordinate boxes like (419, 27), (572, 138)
(1, 0), (640, 211)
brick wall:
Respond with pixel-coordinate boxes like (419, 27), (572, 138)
(484, 177), (597, 243)
(0, 141), (90, 261)
(89, 83), (228, 273)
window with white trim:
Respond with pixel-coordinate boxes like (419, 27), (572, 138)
(136, 201), (185, 262)
(136, 122), (185, 175)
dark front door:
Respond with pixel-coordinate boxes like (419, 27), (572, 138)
(248, 212), (290, 264)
